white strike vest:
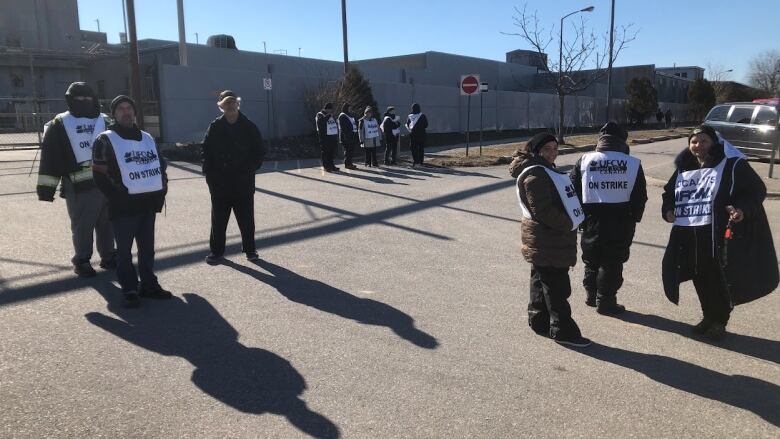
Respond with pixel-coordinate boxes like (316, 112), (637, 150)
(364, 119), (380, 139)
(340, 113), (358, 133)
(673, 138), (745, 227)
(516, 165), (584, 231)
(59, 112), (107, 164)
(580, 151), (640, 204)
(382, 116), (400, 136)
(105, 130), (164, 195)
(407, 113), (423, 130)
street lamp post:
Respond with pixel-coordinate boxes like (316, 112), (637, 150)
(606, 0), (615, 123)
(558, 6), (594, 140)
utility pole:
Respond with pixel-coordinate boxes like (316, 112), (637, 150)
(177, 0), (188, 66)
(263, 41), (267, 53)
(195, 32), (198, 44)
(341, 0), (349, 73)
(126, 0), (144, 128)
(94, 19), (101, 32)
(605, 0), (615, 123)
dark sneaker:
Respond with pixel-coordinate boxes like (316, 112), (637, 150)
(554, 335), (592, 347)
(345, 164), (357, 170)
(246, 251), (260, 262)
(139, 285), (173, 300)
(585, 295), (596, 307)
(704, 323), (726, 341)
(691, 318), (712, 335)
(205, 253), (223, 265)
(74, 262), (97, 278)
(99, 257), (117, 270)
(123, 291), (141, 308)
(530, 326), (550, 337)
(326, 167), (340, 173)
(596, 303), (626, 315)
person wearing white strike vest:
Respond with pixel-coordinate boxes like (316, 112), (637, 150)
(36, 82), (116, 278)
(510, 133), (591, 348)
(661, 125), (778, 340)
(381, 106), (401, 165)
(92, 95), (170, 308)
(315, 103), (339, 172)
(405, 103), (428, 167)
(337, 103), (359, 170)
(358, 106), (381, 167)
(570, 122), (647, 315)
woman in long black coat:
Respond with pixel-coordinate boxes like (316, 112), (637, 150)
(661, 125), (778, 340)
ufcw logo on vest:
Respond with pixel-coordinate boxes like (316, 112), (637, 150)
(75, 124), (95, 135)
(124, 150), (158, 165)
(588, 159), (628, 174)
(564, 184), (577, 198)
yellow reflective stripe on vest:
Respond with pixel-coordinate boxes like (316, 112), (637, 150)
(37, 174), (60, 188)
(69, 163), (94, 183)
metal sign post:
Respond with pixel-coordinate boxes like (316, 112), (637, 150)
(480, 82), (488, 156)
(460, 74), (480, 158)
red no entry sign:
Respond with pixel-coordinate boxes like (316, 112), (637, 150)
(460, 74), (480, 96)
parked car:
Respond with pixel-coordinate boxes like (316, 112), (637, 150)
(703, 100), (780, 158)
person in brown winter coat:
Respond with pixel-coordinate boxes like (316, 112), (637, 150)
(510, 133), (591, 347)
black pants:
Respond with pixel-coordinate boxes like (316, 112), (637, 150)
(364, 148), (378, 166)
(528, 265), (581, 339)
(320, 139), (337, 170)
(693, 255), (732, 325)
(210, 192), (256, 256)
(384, 134), (397, 164)
(113, 213), (158, 293)
(342, 141), (356, 166)
(409, 136), (425, 164)
(581, 217), (635, 305)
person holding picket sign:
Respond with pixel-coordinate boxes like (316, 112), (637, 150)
(358, 106), (381, 167)
(510, 133), (591, 347)
(661, 125), (778, 340)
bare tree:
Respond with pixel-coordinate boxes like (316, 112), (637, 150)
(748, 50), (780, 97)
(706, 61), (733, 103)
(504, 4), (637, 144)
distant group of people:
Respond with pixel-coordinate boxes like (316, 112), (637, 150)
(511, 122), (778, 347)
(315, 102), (429, 172)
(656, 108), (674, 128)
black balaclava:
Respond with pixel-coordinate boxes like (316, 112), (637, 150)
(65, 82), (100, 118)
(341, 103), (350, 115)
(411, 103), (421, 114)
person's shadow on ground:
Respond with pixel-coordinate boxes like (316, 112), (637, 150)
(86, 283), (340, 438)
(222, 259), (439, 350)
(564, 343), (779, 427)
(619, 310), (780, 365)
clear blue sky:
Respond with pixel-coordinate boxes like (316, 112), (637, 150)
(78, 0), (778, 83)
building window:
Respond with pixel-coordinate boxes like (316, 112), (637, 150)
(681, 72), (688, 78)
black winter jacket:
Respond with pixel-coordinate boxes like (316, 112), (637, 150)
(92, 123), (168, 219)
(661, 142), (778, 305)
(201, 112), (264, 195)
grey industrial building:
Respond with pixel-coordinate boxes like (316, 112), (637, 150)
(2, 0), (698, 144)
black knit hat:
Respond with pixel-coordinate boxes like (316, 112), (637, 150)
(65, 82), (96, 99)
(110, 95), (136, 117)
(323, 102), (333, 111)
(599, 121), (628, 141)
(527, 132), (558, 155)
(688, 125), (720, 144)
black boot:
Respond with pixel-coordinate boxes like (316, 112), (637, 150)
(596, 297), (625, 315)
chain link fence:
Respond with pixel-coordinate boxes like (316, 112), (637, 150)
(0, 98), (159, 150)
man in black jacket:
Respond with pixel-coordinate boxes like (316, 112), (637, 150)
(37, 82), (115, 277)
(337, 103), (358, 170)
(92, 95), (170, 308)
(201, 90), (265, 264)
(315, 103), (339, 172)
(570, 122), (648, 315)
(381, 106), (400, 165)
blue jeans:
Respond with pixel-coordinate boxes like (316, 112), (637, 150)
(112, 213), (158, 293)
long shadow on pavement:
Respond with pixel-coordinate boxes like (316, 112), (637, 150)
(565, 343), (779, 427)
(85, 281), (340, 438)
(619, 310), (780, 365)
(223, 259), (439, 349)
